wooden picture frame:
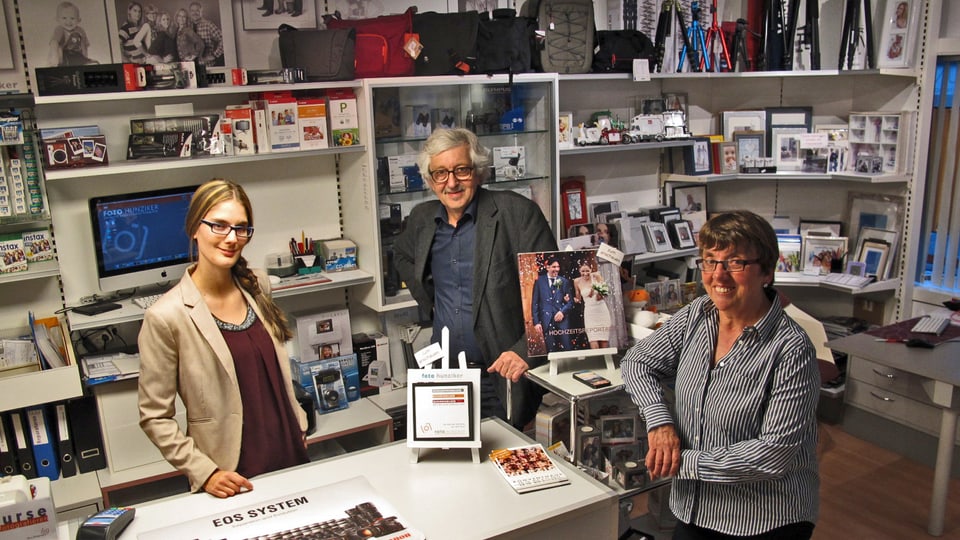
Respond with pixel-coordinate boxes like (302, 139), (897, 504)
(599, 414), (636, 444)
(722, 110), (766, 141)
(733, 130), (765, 163)
(684, 137), (713, 176)
(561, 177), (588, 231)
(877, 0), (921, 68)
(765, 106), (812, 154)
(857, 239), (891, 279)
(802, 236), (848, 275)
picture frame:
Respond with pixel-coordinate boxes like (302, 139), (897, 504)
(684, 137), (713, 176)
(801, 236), (848, 275)
(668, 220), (696, 249)
(599, 414), (636, 445)
(20, 0), (113, 71)
(107, 0), (238, 67)
(718, 141), (738, 173)
(776, 234), (803, 273)
(765, 106), (812, 153)
(661, 279), (683, 309)
(846, 261), (867, 277)
(733, 130), (765, 164)
(662, 92), (689, 122)
(558, 111), (574, 149)
(815, 123), (850, 173)
(857, 239), (891, 279)
(846, 192), (904, 254)
(242, 1), (317, 30)
(640, 96), (665, 115)
(672, 185), (707, 232)
(641, 222), (672, 253)
(877, 0), (921, 68)
(561, 177), (588, 231)
(856, 227), (900, 280)
(775, 133), (803, 170)
(644, 281), (665, 310)
(799, 219), (842, 238)
(722, 110), (766, 141)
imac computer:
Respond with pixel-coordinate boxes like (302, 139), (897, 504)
(89, 185), (198, 294)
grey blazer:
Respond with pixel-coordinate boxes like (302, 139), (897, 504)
(394, 188), (558, 426)
(138, 268), (307, 492)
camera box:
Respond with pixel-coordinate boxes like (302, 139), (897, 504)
(383, 154), (419, 193)
(34, 63), (145, 96)
(224, 105), (256, 156)
(311, 359), (350, 414)
(42, 136), (108, 169)
(404, 104), (432, 138)
(431, 107), (457, 130)
(352, 332), (390, 397)
(373, 87), (401, 138)
(492, 146), (526, 181)
(143, 62), (199, 90)
(329, 91), (360, 147)
(0, 233), (27, 273)
(319, 238), (357, 272)
(127, 132), (192, 159)
(129, 114), (222, 156)
(21, 229), (53, 262)
(290, 307), (353, 362)
(291, 353), (361, 409)
(297, 99), (329, 150)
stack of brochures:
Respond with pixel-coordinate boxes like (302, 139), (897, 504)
(80, 352), (140, 385)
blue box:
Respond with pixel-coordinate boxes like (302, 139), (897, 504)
(291, 353), (361, 410)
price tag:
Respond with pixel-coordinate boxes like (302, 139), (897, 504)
(632, 59), (650, 81)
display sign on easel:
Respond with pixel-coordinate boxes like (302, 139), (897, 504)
(407, 328), (482, 464)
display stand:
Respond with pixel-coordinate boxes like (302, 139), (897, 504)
(407, 328), (482, 464)
(547, 347), (617, 377)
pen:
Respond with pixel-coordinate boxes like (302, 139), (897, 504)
(874, 338), (906, 343)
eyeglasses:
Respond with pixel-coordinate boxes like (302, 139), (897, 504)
(428, 166), (474, 183)
(200, 219), (254, 239)
(696, 258), (759, 272)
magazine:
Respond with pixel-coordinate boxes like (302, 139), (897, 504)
(489, 444), (570, 494)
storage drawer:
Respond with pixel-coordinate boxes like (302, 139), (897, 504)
(846, 379), (960, 444)
(848, 357), (932, 403)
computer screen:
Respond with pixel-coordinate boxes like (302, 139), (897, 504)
(89, 185), (198, 293)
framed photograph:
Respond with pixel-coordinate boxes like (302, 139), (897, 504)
(846, 261), (867, 277)
(669, 220), (696, 249)
(561, 177), (588, 230)
(107, 0), (238, 67)
(599, 415), (636, 445)
(765, 106), (812, 153)
(640, 96), (665, 115)
(776, 234), (803, 273)
(722, 110), (766, 141)
(20, 0), (113, 71)
(816, 124), (850, 173)
(846, 192), (904, 253)
(857, 239), (891, 279)
(641, 222), (672, 253)
(733, 130), (765, 163)
(718, 141), (738, 173)
(799, 219), (842, 238)
(802, 236), (848, 275)
(558, 111), (574, 148)
(877, 0), (921, 68)
(775, 133), (803, 170)
(662, 279), (683, 309)
(662, 92), (689, 120)
(672, 185), (707, 232)
(644, 281), (665, 310)
(855, 227), (900, 280)
(684, 137), (713, 176)
(242, 0), (317, 30)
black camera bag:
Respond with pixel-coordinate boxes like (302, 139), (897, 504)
(592, 30), (656, 73)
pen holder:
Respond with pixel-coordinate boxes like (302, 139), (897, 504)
(296, 255), (322, 275)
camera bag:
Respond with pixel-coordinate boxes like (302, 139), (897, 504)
(412, 10), (479, 75)
(521, 0), (595, 74)
(323, 7), (416, 78)
(475, 9), (539, 74)
(592, 30), (656, 73)
(278, 25), (356, 82)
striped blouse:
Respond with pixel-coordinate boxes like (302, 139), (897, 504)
(621, 291), (820, 535)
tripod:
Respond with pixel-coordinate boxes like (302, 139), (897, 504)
(653, 0), (693, 73)
(679, 1), (710, 72)
(702, 0), (731, 72)
(730, 18), (753, 72)
(839, 0), (874, 70)
(784, 0), (821, 70)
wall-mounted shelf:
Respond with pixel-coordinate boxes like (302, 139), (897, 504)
(33, 81), (364, 105)
(663, 172), (911, 184)
(560, 139), (693, 155)
(0, 260), (60, 283)
(558, 68), (919, 82)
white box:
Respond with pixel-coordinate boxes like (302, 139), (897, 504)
(266, 98), (300, 152)
(319, 238), (357, 272)
(403, 104), (432, 138)
(329, 95), (360, 146)
(0, 476), (57, 539)
(493, 146), (526, 181)
(297, 99), (329, 150)
(223, 105), (256, 156)
(386, 154), (419, 193)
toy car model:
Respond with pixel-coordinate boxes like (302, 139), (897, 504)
(575, 123), (608, 145)
(623, 114), (666, 143)
(662, 110), (691, 139)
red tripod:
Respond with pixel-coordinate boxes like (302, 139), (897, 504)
(702, 0), (732, 72)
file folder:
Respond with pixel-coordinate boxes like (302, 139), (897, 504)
(8, 412), (36, 478)
(26, 406), (59, 480)
(53, 403), (77, 478)
(66, 396), (107, 473)
(0, 413), (18, 475)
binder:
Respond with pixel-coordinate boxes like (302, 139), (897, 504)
(8, 411), (36, 478)
(0, 413), (18, 475)
(26, 406), (59, 480)
(53, 403), (77, 478)
(66, 396), (107, 473)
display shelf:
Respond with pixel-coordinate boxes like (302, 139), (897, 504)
(560, 138), (693, 155)
(32, 80), (364, 105)
(42, 146), (366, 180)
(775, 273), (899, 295)
(0, 364), (82, 411)
(630, 247), (698, 264)
(0, 214), (51, 231)
(663, 172), (911, 184)
(376, 128), (551, 146)
(558, 68), (919, 82)
(0, 259), (60, 283)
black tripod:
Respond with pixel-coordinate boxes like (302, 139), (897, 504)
(785, 0), (821, 70)
(729, 18), (754, 72)
(838, 0), (874, 70)
(653, 0), (693, 73)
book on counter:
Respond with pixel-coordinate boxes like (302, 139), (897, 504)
(489, 444), (570, 494)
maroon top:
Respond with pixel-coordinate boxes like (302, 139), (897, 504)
(217, 308), (308, 478)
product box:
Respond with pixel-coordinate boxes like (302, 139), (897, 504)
(403, 104), (432, 138)
(297, 99), (329, 150)
(291, 307), (353, 362)
(41, 136), (108, 169)
(311, 359), (350, 414)
(373, 87), (401, 137)
(492, 146), (526, 181)
(328, 91), (360, 147)
(34, 63), (145, 96)
(223, 105), (256, 156)
(291, 353), (361, 410)
(265, 94), (300, 152)
(143, 61), (199, 90)
(21, 229), (53, 262)
(129, 114), (222, 156)
(127, 132), (192, 159)
(381, 154), (419, 193)
(535, 402), (570, 447)
(0, 233), (27, 273)
(351, 332), (390, 397)
(431, 107), (457, 130)
(0, 475), (58, 539)
(0, 113), (24, 146)
(319, 238), (357, 272)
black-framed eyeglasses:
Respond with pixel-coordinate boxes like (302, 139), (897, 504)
(200, 219), (254, 239)
(696, 258), (759, 272)
(428, 166), (474, 183)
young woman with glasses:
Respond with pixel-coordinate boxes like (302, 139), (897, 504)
(138, 179), (308, 498)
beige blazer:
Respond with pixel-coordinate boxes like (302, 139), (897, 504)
(138, 267), (307, 492)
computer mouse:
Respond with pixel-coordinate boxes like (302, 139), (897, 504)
(905, 338), (935, 349)
(268, 274), (281, 285)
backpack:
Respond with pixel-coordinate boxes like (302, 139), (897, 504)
(323, 7), (416, 78)
(522, 0), (595, 74)
(412, 11), (479, 76)
(592, 30), (656, 73)
(475, 9), (538, 74)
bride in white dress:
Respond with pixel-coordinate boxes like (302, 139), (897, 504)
(574, 263), (611, 349)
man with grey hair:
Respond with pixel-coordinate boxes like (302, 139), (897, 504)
(394, 128), (557, 428)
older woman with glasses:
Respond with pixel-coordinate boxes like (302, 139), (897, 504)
(621, 210), (820, 539)
(138, 179), (308, 499)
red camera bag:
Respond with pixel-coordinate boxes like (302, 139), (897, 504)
(324, 7), (415, 78)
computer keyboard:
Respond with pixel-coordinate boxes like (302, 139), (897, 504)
(132, 294), (163, 310)
(910, 316), (950, 335)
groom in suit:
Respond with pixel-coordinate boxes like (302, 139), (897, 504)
(532, 256), (575, 352)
